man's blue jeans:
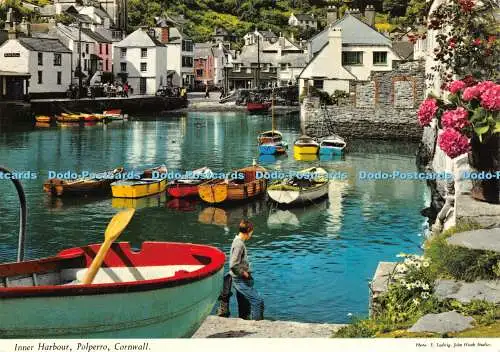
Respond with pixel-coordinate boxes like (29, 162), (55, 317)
(232, 277), (264, 320)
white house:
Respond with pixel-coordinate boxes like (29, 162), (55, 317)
(113, 28), (167, 95)
(243, 29), (278, 46)
(0, 36), (72, 95)
(288, 13), (318, 30)
(299, 12), (401, 95)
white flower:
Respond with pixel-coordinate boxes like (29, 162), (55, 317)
(412, 298), (420, 306)
(422, 283), (430, 291)
(396, 264), (407, 273)
(405, 284), (412, 290)
(415, 280), (422, 287)
(421, 292), (430, 299)
(423, 261), (430, 268)
(400, 279), (407, 285)
(415, 262), (422, 269)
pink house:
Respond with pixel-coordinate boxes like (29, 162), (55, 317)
(82, 28), (112, 73)
(194, 43), (215, 90)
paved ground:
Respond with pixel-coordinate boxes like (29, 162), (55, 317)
(193, 316), (346, 338)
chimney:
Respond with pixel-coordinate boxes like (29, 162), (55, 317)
(19, 17), (31, 37)
(364, 5), (375, 27)
(278, 32), (285, 48)
(160, 26), (169, 44)
(350, 8), (362, 19)
(328, 27), (342, 64)
(327, 5), (337, 25)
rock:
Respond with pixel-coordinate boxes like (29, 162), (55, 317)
(370, 262), (397, 294)
(193, 316), (346, 338)
(455, 194), (500, 229)
(446, 228), (500, 253)
(408, 311), (475, 333)
(434, 280), (500, 304)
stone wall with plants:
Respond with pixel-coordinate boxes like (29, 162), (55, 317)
(300, 61), (425, 141)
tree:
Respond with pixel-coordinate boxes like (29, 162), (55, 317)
(383, 0), (409, 17)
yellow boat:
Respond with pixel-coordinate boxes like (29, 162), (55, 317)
(35, 115), (51, 123)
(293, 135), (319, 155)
(293, 152), (319, 161)
(56, 113), (81, 123)
(112, 192), (167, 209)
(111, 178), (167, 198)
(198, 165), (267, 204)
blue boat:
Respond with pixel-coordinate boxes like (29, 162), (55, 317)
(258, 140), (288, 155)
(319, 135), (346, 155)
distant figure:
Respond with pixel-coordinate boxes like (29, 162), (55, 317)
(180, 86), (187, 99)
(205, 84), (210, 98)
(219, 87), (225, 99)
(123, 82), (129, 98)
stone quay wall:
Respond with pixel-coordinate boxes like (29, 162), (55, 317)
(301, 61), (425, 141)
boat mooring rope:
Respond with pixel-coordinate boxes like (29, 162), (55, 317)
(0, 166), (27, 262)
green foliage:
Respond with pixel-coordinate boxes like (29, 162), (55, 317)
(383, 0), (408, 17)
(425, 225), (500, 282)
(0, 0), (33, 27)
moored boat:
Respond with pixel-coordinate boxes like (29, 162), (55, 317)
(198, 165), (267, 204)
(267, 167), (329, 205)
(167, 167), (212, 198)
(35, 115), (51, 123)
(319, 135), (346, 155)
(0, 241), (225, 338)
(111, 178), (167, 198)
(104, 109), (127, 120)
(247, 101), (271, 113)
(56, 113), (82, 123)
(81, 113), (97, 122)
(293, 135), (319, 155)
(259, 141), (288, 155)
(43, 168), (125, 197)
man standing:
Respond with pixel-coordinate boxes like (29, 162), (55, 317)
(229, 219), (264, 320)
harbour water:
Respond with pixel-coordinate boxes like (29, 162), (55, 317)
(0, 112), (428, 323)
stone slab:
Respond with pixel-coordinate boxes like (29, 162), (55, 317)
(370, 262), (397, 294)
(456, 194), (500, 229)
(408, 311), (475, 333)
(446, 228), (500, 253)
(434, 280), (500, 304)
(193, 316), (346, 338)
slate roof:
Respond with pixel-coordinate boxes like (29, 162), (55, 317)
(392, 41), (414, 60)
(81, 28), (111, 43)
(194, 43), (212, 59)
(115, 28), (164, 48)
(233, 41), (307, 68)
(309, 14), (392, 55)
(294, 14), (316, 22)
(51, 23), (94, 43)
(18, 37), (71, 53)
(167, 27), (191, 44)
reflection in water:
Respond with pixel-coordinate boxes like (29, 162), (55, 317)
(293, 152), (318, 161)
(0, 112), (427, 324)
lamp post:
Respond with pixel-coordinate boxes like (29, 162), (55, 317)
(78, 20), (83, 99)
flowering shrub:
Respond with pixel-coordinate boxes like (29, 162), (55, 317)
(417, 79), (500, 158)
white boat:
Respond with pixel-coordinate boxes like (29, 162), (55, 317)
(319, 135), (346, 155)
(267, 167), (329, 205)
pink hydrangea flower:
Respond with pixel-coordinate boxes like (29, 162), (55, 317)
(476, 81), (496, 94)
(441, 107), (470, 130)
(438, 128), (470, 159)
(480, 85), (500, 111)
(462, 86), (481, 101)
(447, 80), (466, 94)
(417, 98), (439, 126)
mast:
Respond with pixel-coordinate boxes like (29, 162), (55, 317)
(271, 89), (275, 133)
(256, 35), (260, 89)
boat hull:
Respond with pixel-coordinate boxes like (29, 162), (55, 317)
(0, 269), (222, 338)
(111, 179), (167, 198)
(167, 183), (200, 198)
(293, 145), (319, 155)
(267, 182), (329, 205)
(319, 146), (344, 155)
(247, 102), (271, 112)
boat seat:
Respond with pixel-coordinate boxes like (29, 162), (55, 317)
(62, 265), (204, 284)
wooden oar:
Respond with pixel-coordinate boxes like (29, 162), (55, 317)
(82, 208), (135, 285)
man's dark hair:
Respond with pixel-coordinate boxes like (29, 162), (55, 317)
(239, 219), (254, 234)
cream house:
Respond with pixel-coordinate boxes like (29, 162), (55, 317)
(288, 13), (318, 30)
(299, 12), (401, 95)
(113, 28), (167, 95)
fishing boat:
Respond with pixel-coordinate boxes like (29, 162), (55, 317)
(257, 91), (288, 155)
(112, 192), (167, 209)
(293, 152), (318, 161)
(198, 165), (267, 204)
(43, 168), (125, 197)
(167, 167), (212, 198)
(35, 115), (51, 123)
(111, 178), (167, 198)
(1, 167), (225, 338)
(81, 113), (97, 122)
(141, 164), (168, 178)
(293, 135), (319, 155)
(56, 113), (81, 123)
(247, 101), (271, 113)
(319, 134), (346, 155)
(104, 109), (127, 120)
(267, 167), (329, 205)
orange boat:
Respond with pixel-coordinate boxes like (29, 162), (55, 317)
(198, 165), (267, 204)
(35, 115), (51, 123)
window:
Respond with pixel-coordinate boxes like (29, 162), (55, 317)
(373, 51), (388, 65)
(250, 63), (259, 68)
(84, 59), (87, 71)
(280, 63), (289, 71)
(182, 56), (193, 67)
(269, 67), (277, 73)
(313, 79), (324, 89)
(37, 71), (42, 84)
(53, 53), (61, 66)
(233, 64), (240, 72)
(38, 52), (43, 66)
(112, 31), (122, 40)
(342, 52), (363, 65)
(182, 40), (193, 52)
(105, 60), (108, 71)
(140, 62), (147, 72)
(196, 69), (203, 77)
(99, 43), (102, 54)
(120, 48), (127, 57)
(120, 62), (127, 72)
(57, 71), (62, 85)
(85, 44), (89, 54)
(106, 44), (109, 55)
(141, 48), (148, 58)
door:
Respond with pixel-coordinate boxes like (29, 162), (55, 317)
(140, 78), (147, 95)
